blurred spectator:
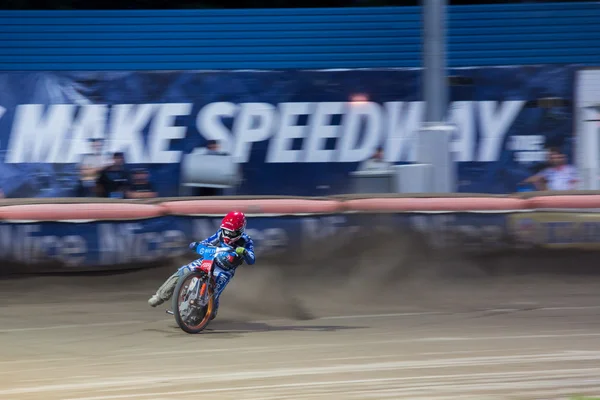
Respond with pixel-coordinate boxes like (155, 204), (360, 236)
(78, 138), (111, 197)
(522, 147), (579, 191)
(204, 139), (227, 156)
(126, 168), (158, 199)
(357, 146), (392, 172)
(96, 152), (130, 198)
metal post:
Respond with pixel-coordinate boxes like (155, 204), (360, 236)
(422, 0), (448, 123)
(411, 0), (457, 193)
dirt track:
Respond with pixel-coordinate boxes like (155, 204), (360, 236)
(1, 252), (600, 400)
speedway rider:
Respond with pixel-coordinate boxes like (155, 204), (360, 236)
(148, 211), (255, 320)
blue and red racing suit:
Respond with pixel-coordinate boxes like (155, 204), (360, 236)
(180, 230), (256, 311)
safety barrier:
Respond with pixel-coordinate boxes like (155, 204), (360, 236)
(0, 193), (599, 220)
(1, 192), (600, 273)
(0, 202), (164, 222)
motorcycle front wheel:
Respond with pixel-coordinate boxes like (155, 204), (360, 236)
(172, 270), (215, 334)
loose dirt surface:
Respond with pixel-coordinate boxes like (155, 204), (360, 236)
(1, 250), (600, 400)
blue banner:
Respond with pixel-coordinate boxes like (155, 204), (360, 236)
(0, 66), (575, 198)
(0, 213), (512, 270)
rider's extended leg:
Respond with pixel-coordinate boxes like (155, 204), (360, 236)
(148, 264), (194, 307)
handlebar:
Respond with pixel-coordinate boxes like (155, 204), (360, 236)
(203, 244), (233, 251)
(194, 243), (235, 257)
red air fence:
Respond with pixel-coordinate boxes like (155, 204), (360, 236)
(0, 193), (598, 221)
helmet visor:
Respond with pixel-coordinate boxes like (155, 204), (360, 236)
(222, 228), (241, 240)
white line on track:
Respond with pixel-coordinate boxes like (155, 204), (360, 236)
(1, 331), (598, 370)
(317, 311), (443, 320)
(8, 303), (600, 333)
(102, 331), (600, 361)
(19, 375), (100, 384)
(3, 304), (599, 334)
(59, 369), (600, 400)
(0, 347), (551, 374)
(73, 381), (600, 400)
(0, 320), (144, 333)
(2, 334), (592, 370)
(536, 305), (600, 311)
(0, 311), (441, 333)
(4, 354), (600, 396)
(415, 333), (600, 341)
(0, 356), (82, 365)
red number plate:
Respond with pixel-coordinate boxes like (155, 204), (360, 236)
(199, 260), (213, 274)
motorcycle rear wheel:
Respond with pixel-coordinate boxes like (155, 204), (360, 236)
(172, 270), (215, 334)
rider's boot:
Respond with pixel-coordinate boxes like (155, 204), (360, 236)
(210, 298), (220, 320)
(148, 273), (179, 307)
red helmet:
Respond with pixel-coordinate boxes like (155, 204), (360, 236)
(220, 211), (246, 245)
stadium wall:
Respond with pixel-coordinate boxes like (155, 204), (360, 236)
(0, 2), (599, 71)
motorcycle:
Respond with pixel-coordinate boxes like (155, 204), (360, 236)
(167, 243), (236, 334)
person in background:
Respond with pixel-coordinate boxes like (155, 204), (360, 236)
(78, 138), (111, 197)
(522, 147), (579, 191)
(126, 168), (158, 199)
(96, 152), (130, 198)
(357, 146), (392, 172)
(206, 139), (226, 155)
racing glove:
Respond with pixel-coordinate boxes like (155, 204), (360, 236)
(235, 247), (247, 256)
